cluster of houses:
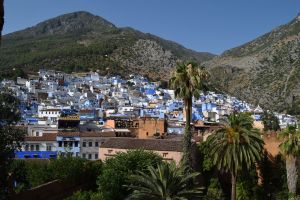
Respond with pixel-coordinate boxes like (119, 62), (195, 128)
(0, 69), (297, 163)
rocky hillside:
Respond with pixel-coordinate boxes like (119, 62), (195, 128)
(205, 13), (300, 113)
(2, 11), (299, 113)
(0, 11), (215, 80)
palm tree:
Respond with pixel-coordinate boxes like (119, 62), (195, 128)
(0, 0), (4, 43)
(125, 162), (202, 200)
(206, 112), (264, 200)
(169, 61), (209, 168)
(278, 125), (300, 195)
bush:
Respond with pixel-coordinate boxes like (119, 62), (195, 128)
(13, 157), (101, 191)
(64, 190), (104, 200)
(97, 149), (163, 200)
(203, 178), (223, 200)
(8, 160), (30, 193)
(48, 157), (87, 180)
(25, 159), (52, 187)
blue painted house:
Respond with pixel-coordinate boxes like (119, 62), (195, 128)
(15, 133), (58, 159)
(56, 132), (80, 157)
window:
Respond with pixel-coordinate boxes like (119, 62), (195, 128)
(108, 149), (113, 154)
(146, 132), (149, 136)
(58, 141), (62, 147)
(95, 153), (98, 159)
(95, 142), (99, 147)
(25, 145), (29, 151)
(88, 154), (92, 159)
(30, 145), (34, 151)
(63, 141), (68, 147)
(36, 145), (40, 151)
(162, 153), (168, 157)
(82, 142), (86, 147)
(74, 141), (78, 147)
(46, 145), (52, 151)
(82, 153), (86, 158)
(89, 142), (92, 147)
(36, 131), (40, 136)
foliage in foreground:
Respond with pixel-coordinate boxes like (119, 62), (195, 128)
(64, 190), (104, 200)
(169, 60), (210, 168)
(279, 125), (300, 195)
(97, 149), (163, 200)
(0, 91), (25, 199)
(10, 157), (102, 193)
(125, 162), (202, 200)
(206, 112), (264, 200)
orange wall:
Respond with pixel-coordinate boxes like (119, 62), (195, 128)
(137, 118), (166, 139)
(106, 120), (116, 128)
(263, 134), (281, 157)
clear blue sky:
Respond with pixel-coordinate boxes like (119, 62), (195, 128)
(3, 0), (300, 54)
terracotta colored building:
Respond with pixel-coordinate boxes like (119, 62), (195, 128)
(137, 117), (166, 139)
(263, 133), (281, 157)
(99, 138), (183, 164)
(106, 117), (166, 139)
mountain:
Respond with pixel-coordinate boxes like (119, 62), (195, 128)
(0, 11), (215, 80)
(205, 13), (300, 113)
(2, 11), (299, 113)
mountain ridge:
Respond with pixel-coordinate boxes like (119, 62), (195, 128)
(0, 11), (215, 81)
(205, 13), (300, 114)
(1, 11), (300, 114)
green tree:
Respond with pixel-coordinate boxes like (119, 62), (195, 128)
(25, 159), (51, 187)
(125, 162), (202, 200)
(0, 91), (25, 199)
(278, 125), (300, 195)
(8, 160), (30, 193)
(203, 178), (223, 200)
(97, 150), (163, 200)
(261, 110), (280, 132)
(169, 61), (209, 168)
(206, 112), (264, 200)
(48, 157), (91, 181)
(65, 190), (105, 200)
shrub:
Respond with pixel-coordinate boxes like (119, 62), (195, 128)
(97, 149), (163, 200)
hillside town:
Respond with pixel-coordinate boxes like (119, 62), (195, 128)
(0, 69), (297, 162)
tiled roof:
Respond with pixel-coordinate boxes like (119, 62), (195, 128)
(25, 133), (57, 141)
(40, 109), (61, 111)
(101, 138), (183, 152)
(57, 131), (116, 137)
(57, 132), (80, 137)
(80, 131), (116, 137)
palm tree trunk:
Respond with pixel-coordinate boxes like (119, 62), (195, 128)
(286, 155), (297, 194)
(231, 173), (236, 200)
(0, 0), (4, 43)
(182, 97), (192, 169)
